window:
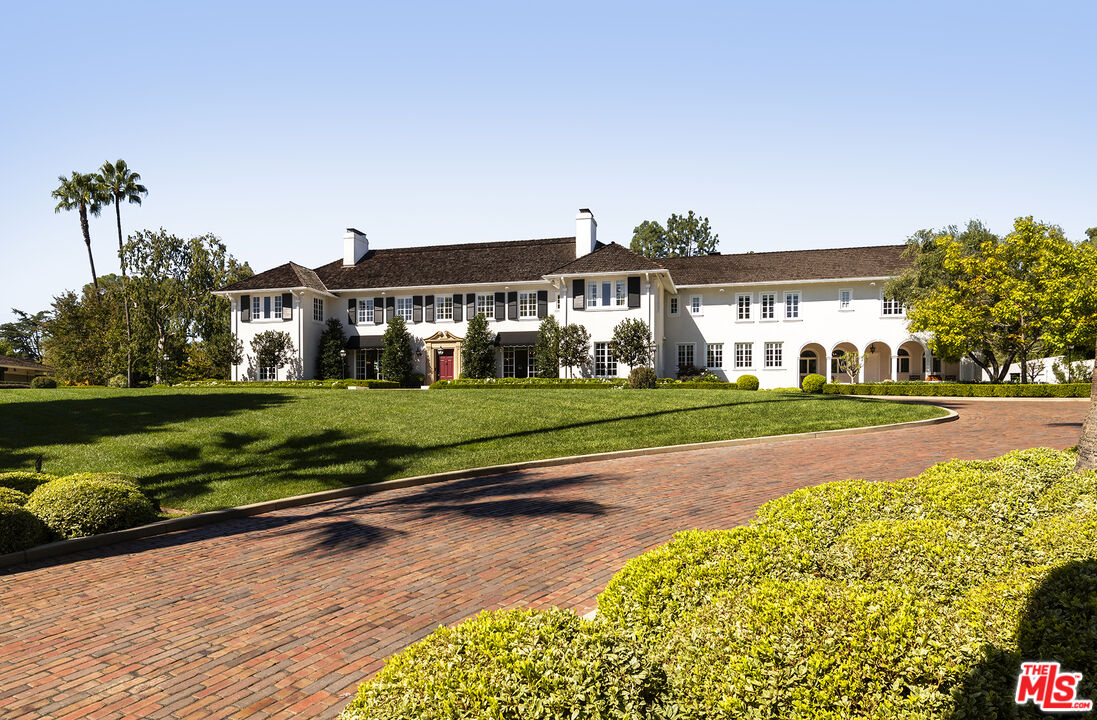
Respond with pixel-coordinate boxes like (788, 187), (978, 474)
(831, 350), (844, 375)
(252, 296), (261, 319)
(897, 348), (910, 374)
(706, 343), (723, 369)
(588, 282), (599, 308)
(669, 297), (679, 316)
(273, 295), (283, 319)
(735, 342), (753, 369)
(882, 295), (904, 316)
(839, 289), (852, 310)
(436, 295), (453, 321)
(615, 280), (626, 307)
(355, 353), (366, 379)
(357, 298), (374, 324)
(784, 292), (800, 319)
(396, 297), (413, 321)
(764, 342), (783, 368)
(476, 294), (494, 319)
(676, 343), (695, 372)
(258, 365), (275, 381)
(736, 293), (751, 320)
(760, 293), (775, 320)
(689, 295), (702, 315)
(594, 342), (616, 377)
(519, 292), (537, 318)
(312, 297), (324, 322)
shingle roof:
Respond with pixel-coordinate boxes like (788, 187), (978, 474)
(548, 242), (665, 275)
(0, 355), (52, 371)
(659, 245), (909, 285)
(220, 262), (329, 293)
(314, 237), (578, 290)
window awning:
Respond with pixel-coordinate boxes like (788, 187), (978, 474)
(345, 335), (384, 349)
(495, 331), (539, 347)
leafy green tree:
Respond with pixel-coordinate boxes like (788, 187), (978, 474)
(52, 172), (109, 291)
(1085, 227), (1097, 246)
(381, 315), (414, 385)
(181, 336), (242, 380)
(42, 277), (128, 384)
(248, 331), (296, 380)
(461, 313), (496, 379)
(558, 323), (591, 378)
(836, 350), (864, 382)
(0, 309), (49, 361)
(317, 317), (347, 379)
(610, 318), (653, 370)
(630, 211), (719, 258)
(534, 316), (561, 378)
(885, 220), (999, 309)
(629, 220), (668, 258)
(97, 159), (148, 387)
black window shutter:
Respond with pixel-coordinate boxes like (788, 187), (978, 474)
(347, 299), (356, 325)
(494, 292), (505, 321)
(374, 298), (384, 325)
(507, 291), (518, 320)
(572, 279), (585, 310)
(627, 276), (641, 308)
(264, 296), (271, 319)
(386, 296), (395, 321)
(425, 295), (434, 322)
(282, 293), (293, 320)
(453, 293), (464, 322)
(413, 295), (423, 323)
(537, 290), (548, 318)
(241, 295), (251, 322)
(466, 293), (476, 318)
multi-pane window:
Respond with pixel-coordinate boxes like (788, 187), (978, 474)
(358, 298), (374, 324)
(897, 348), (911, 374)
(519, 292), (537, 318)
(784, 292), (800, 319)
(677, 343), (694, 371)
(764, 342), (783, 368)
(760, 293), (775, 320)
(736, 294), (751, 320)
(669, 297), (679, 315)
(312, 297), (324, 322)
(588, 282), (599, 307)
(831, 350), (844, 375)
(476, 294), (494, 319)
(689, 295), (702, 315)
(396, 297), (413, 321)
(594, 342), (616, 377)
(258, 365), (275, 381)
(273, 295), (283, 319)
(882, 296), (903, 316)
(839, 289), (852, 310)
(252, 296), (261, 319)
(615, 280), (626, 306)
(355, 353), (366, 379)
(436, 295), (453, 320)
(706, 343), (723, 369)
(735, 342), (753, 369)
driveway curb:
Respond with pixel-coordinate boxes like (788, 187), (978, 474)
(0, 406), (957, 569)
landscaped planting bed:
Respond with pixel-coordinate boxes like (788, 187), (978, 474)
(341, 448), (1097, 719)
(825, 382), (1091, 397)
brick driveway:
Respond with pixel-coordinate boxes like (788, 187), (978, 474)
(0, 399), (1087, 720)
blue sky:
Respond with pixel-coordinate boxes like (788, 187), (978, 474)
(2, 2), (1095, 324)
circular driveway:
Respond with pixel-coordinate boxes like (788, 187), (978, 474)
(0, 399), (1087, 720)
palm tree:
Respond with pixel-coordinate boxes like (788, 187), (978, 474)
(1075, 344), (1097, 470)
(52, 172), (107, 291)
(98, 160), (148, 387)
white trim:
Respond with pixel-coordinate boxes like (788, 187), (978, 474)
(783, 289), (801, 320)
(674, 275), (894, 289)
(735, 292), (753, 322)
(838, 287), (853, 312)
(213, 287), (339, 299)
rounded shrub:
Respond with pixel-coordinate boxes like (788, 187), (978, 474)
(0, 471), (58, 494)
(25, 475), (157, 539)
(0, 502), (49, 553)
(0, 487), (29, 505)
(107, 374), (128, 388)
(735, 374), (759, 391)
(30, 375), (57, 388)
(627, 366), (657, 389)
(340, 607), (668, 720)
(800, 373), (827, 393)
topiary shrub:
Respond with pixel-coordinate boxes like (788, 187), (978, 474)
(340, 607), (668, 720)
(25, 475), (158, 539)
(0, 471), (58, 494)
(627, 366), (657, 389)
(107, 374), (128, 388)
(0, 502), (49, 553)
(0, 487), (29, 506)
(30, 375), (57, 388)
(800, 373), (827, 393)
(735, 374), (759, 391)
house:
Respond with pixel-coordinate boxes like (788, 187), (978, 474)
(215, 209), (976, 387)
(0, 355), (54, 385)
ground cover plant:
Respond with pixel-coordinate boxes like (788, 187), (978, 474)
(0, 387), (942, 512)
(344, 448), (1097, 719)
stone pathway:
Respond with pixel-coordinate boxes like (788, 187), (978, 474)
(0, 399), (1087, 719)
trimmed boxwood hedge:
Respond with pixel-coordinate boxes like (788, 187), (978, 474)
(25, 474), (158, 540)
(736, 374), (760, 391)
(0, 502), (49, 553)
(824, 381), (1091, 397)
(431, 377), (628, 389)
(0, 487), (29, 505)
(29, 375), (58, 388)
(168, 379), (400, 389)
(800, 373), (827, 393)
(0, 471), (58, 494)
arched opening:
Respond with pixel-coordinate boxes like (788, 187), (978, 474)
(863, 341), (893, 383)
(898, 340), (926, 381)
(798, 342), (826, 387)
(830, 342), (859, 383)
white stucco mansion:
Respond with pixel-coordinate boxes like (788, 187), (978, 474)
(216, 209), (978, 388)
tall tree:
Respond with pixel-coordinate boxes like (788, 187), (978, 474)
(630, 212), (719, 258)
(42, 277), (128, 384)
(52, 172), (108, 290)
(534, 316), (561, 378)
(461, 313), (496, 379)
(97, 159), (148, 387)
(610, 318), (654, 370)
(629, 220), (668, 258)
(248, 331), (296, 381)
(558, 323), (591, 378)
(0, 309), (49, 361)
(381, 315), (414, 385)
(317, 317), (347, 379)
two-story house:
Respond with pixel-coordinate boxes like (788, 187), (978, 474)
(215, 208), (975, 387)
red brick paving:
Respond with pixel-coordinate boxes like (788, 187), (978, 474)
(0, 399), (1087, 719)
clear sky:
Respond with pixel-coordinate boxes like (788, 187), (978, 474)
(2, 1), (1095, 324)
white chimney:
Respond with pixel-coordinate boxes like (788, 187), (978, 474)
(575, 208), (597, 258)
(343, 228), (368, 266)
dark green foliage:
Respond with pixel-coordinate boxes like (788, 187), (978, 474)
(0, 487), (28, 505)
(800, 373), (826, 393)
(460, 313), (496, 379)
(30, 376), (58, 388)
(0, 309), (48, 361)
(628, 366), (657, 389)
(0, 503), (49, 554)
(736, 374), (760, 390)
(25, 474), (157, 539)
(0, 471), (58, 494)
(558, 323), (591, 378)
(380, 316), (415, 386)
(824, 382), (1090, 397)
(610, 318), (653, 370)
(249, 330), (296, 380)
(340, 608), (669, 720)
(534, 316), (561, 378)
(629, 211), (719, 258)
(432, 377), (626, 389)
(107, 374), (128, 388)
(317, 317), (347, 379)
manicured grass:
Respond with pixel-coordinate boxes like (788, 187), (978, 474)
(0, 388), (945, 512)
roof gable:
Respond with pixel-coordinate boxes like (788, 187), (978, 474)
(548, 242), (664, 275)
(659, 245), (909, 285)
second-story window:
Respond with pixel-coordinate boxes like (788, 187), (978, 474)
(785, 292), (800, 319)
(519, 292), (537, 318)
(737, 293), (751, 320)
(882, 296), (904, 316)
(476, 294), (494, 319)
(358, 298), (374, 323)
(760, 293), (775, 320)
(436, 295), (453, 320)
(396, 297), (413, 321)
(615, 280), (626, 306)
(313, 297), (324, 322)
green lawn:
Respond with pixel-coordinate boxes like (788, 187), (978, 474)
(0, 388), (946, 512)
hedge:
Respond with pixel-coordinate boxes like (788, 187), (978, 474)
(25, 474), (158, 539)
(0, 471), (58, 494)
(0, 487), (29, 506)
(431, 377), (628, 389)
(30, 375), (57, 388)
(0, 503), (49, 554)
(167, 379), (400, 389)
(823, 382), (1091, 397)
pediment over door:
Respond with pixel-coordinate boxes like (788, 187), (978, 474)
(423, 330), (464, 344)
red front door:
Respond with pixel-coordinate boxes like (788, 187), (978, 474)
(438, 350), (454, 380)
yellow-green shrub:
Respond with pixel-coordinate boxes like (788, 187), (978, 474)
(0, 471), (58, 494)
(0, 502), (49, 553)
(25, 475), (157, 539)
(0, 487), (29, 506)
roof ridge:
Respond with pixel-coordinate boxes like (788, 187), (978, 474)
(662, 243), (906, 262)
